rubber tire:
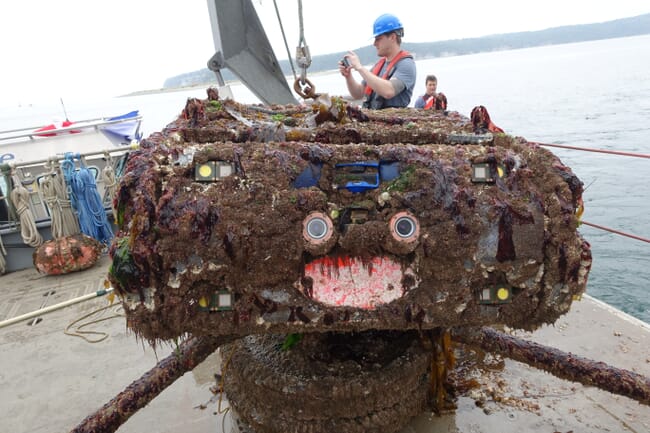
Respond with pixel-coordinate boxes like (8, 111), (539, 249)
(222, 330), (431, 433)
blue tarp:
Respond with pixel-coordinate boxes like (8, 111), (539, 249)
(104, 110), (142, 141)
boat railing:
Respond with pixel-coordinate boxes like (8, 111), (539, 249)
(0, 115), (143, 143)
(0, 146), (137, 234)
(4, 144), (138, 171)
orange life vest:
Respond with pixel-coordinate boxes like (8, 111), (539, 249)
(363, 50), (413, 98)
(423, 93), (448, 110)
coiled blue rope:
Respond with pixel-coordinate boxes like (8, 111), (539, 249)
(62, 153), (113, 245)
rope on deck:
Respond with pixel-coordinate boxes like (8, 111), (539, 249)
(0, 231), (6, 274)
(41, 160), (80, 238)
(9, 174), (43, 247)
(62, 153), (113, 245)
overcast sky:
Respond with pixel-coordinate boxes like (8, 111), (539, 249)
(1, 0), (648, 106)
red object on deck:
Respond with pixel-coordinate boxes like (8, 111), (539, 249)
(34, 120), (80, 137)
(33, 234), (104, 275)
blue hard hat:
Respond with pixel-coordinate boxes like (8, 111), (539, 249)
(372, 13), (403, 38)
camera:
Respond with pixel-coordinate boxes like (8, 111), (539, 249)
(340, 57), (350, 68)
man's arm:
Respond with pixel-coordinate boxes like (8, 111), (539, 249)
(344, 73), (365, 100)
(390, 58), (416, 99)
(343, 51), (398, 99)
(355, 66), (399, 99)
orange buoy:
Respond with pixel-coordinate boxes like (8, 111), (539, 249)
(33, 234), (104, 275)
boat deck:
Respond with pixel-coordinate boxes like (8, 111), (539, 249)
(1, 257), (649, 433)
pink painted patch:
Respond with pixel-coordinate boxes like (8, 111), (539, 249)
(301, 256), (418, 310)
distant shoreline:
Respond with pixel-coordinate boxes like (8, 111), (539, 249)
(119, 84), (215, 98)
(162, 14), (650, 91)
(121, 68), (340, 98)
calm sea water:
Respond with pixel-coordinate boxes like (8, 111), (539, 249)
(1, 35), (648, 323)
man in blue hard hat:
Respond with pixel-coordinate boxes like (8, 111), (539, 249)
(339, 13), (416, 109)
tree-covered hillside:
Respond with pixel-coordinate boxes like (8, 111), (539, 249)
(163, 13), (650, 89)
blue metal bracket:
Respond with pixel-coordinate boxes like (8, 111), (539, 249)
(335, 161), (380, 193)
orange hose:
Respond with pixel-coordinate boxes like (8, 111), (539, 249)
(532, 141), (650, 159)
(581, 220), (650, 244)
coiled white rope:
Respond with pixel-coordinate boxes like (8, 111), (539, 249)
(9, 174), (43, 247)
(101, 154), (119, 221)
(55, 162), (81, 237)
(41, 161), (80, 238)
(41, 165), (64, 239)
(0, 230), (6, 274)
(0, 189), (6, 273)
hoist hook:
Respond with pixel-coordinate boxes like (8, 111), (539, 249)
(294, 0), (317, 99)
(293, 77), (318, 99)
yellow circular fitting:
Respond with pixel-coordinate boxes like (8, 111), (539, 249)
(198, 297), (209, 308)
(198, 164), (213, 178)
(496, 287), (510, 301)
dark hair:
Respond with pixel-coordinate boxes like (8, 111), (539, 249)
(383, 30), (403, 45)
(425, 75), (437, 83)
(395, 28), (403, 44)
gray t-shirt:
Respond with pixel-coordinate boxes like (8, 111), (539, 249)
(363, 56), (416, 109)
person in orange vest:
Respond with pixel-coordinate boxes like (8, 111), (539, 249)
(339, 13), (416, 109)
(414, 75), (448, 110)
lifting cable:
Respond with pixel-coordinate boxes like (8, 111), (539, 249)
(533, 141), (650, 244)
(293, 0), (316, 98)
(295, 0), (310, 84)
(272, 0), (317, 99)
(272, 0), (297, 80)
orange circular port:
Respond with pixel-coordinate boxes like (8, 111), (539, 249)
(303, 212), (334, 244)
(389, 211), (420, 242)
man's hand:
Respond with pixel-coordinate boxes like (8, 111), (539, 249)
(339, 51), (360, 77)
(339, 61), (352, 77)
(345, 51), (361, 70)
